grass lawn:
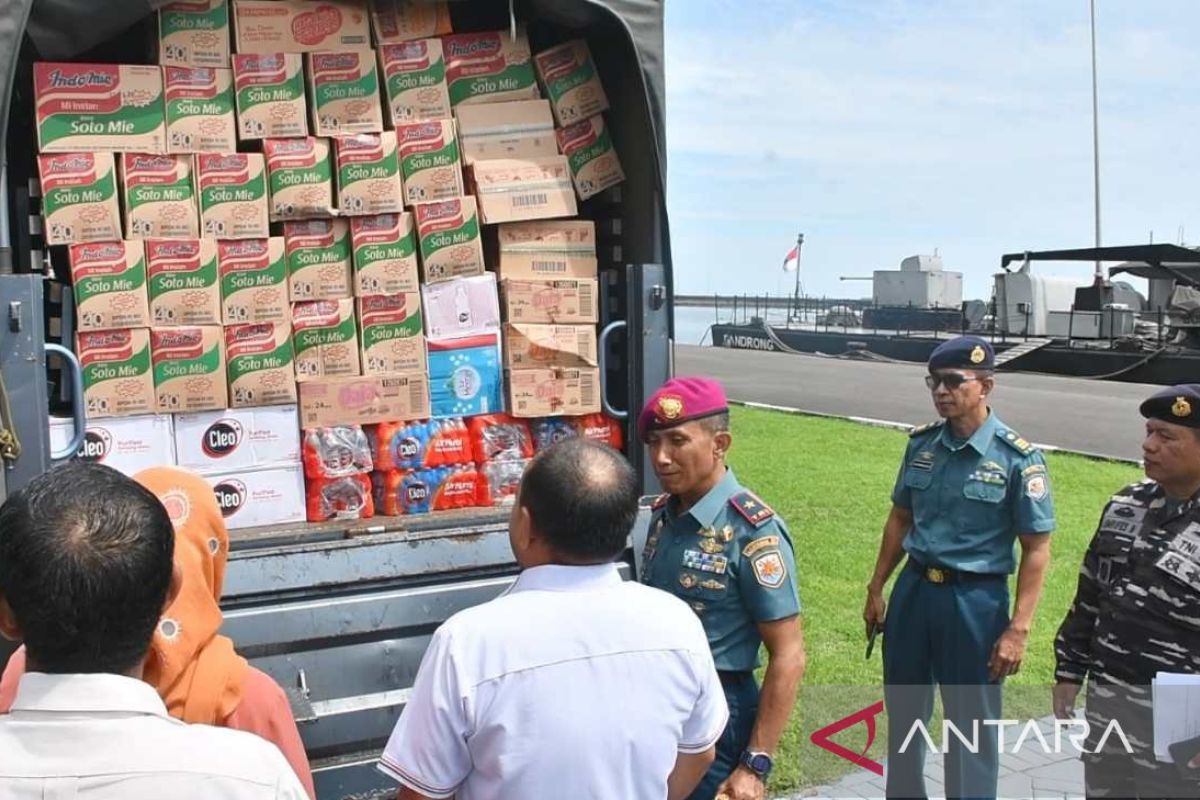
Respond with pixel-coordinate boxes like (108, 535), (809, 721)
(725, 405), (1144, 794)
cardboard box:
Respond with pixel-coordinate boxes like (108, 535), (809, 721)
(421, 273), (499, 341)
(496, 219), (597, 279)
(292, 298), (361, 380)
(69, 241), (151, 332)
(378, 39), (451, 125)
(469, 156), (576, 225)
(231, 0), (371, 53)
(307, 50), (384, 136)
(503, 322), (597, 368)
(427, 333), (503, 418)
(232, 53), (308, 139)
(442, 29), (538, 107)
(163, 66), (237, 153)
(119, 153), (199, 240)
(285, 219), (353, 301)
(264, 136), (335, 221)
(557, 115), (625, 201)
(369, 0), (452, 44)
(358, 293), (426, 374)
(507, 366), (599, 418)
(218, 237), (289, 324)
(500, 278), (598, 324)
(151, 325), (228, 413)
(175, 404), (300, 473)
(77, 329), (156, 419)
(534, 40), (609, 126)
(225, 323), (298, 407)
(350, 212), (419, 296)
(159, 0), (232, 69)
(412, 196), (483, 283)
(195, 152), (269, 239)
(395, 119), (463, 204)
(206, 465), (306, 529)
(145, 238), (221, 326)
(37, 153), (122, 246)
(454, 99), (556, 165)
(49, 413), (175, 475)
(335, 132), (404, 215)
(34, 63), (166, 154)
(298, 372), (430, 427)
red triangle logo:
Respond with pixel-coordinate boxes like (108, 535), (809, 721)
(809, 700), (885, 776)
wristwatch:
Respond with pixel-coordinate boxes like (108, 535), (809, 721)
(739, 750), (773, 780)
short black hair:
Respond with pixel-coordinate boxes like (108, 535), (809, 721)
(519, 439), (638, 562)
(0, 462), (174, 674)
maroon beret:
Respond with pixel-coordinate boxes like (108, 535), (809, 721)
(638, 376), (729, 442)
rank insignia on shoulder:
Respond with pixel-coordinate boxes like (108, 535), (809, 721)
(998, 429), (1035, 455)
(909, 420), (943, 437)
(650, 493), (669, 511)
(730, 491), (775, 527)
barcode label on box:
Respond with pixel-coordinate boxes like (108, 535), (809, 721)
(532, 260), (567, 273)
(513, 193), (549, 208)
(577, 330), (591, 356)
(410, 378), (426, 409)
(580, 373), (595, 407)
(579, 283), (594, 313)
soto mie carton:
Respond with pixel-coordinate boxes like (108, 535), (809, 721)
(225, 322), (298, 407)
(34, 63), (166, 154)
(357, 293), (425, 374)
(307, 50), (384, 136)
(232, 0), (370, 53)
(534, 40), (609, 126)
(442, 29), (538, 107)
(263, 137), (335, 221)
(378, 39), (451, 125)
(395, 119), (463, 205)
(145, 238), (221, 326)
(232, 53), (307, 139)
(163, 66), (237, 153)
(469, 156), (576, 225)
(37, 153), (122, 246)
(292, 298), (361, 380)
(503, 322), (597, 369)
(195, 152), (269, 239)
(369, 0), (452, 43)
(350, 213), (419, 296)
(77, 329), (156, 419)
(557, 115), (625, 201)
(500, 278), (598, 324)
(335, 132), (404, 215)
(413, 196), (483, 283)
(159, 0), (231, 69)
(495, 219), (597, 279)
(218, 237), (289, 324)
(151, 325), (228, 413)
(119, 153), (199, 239)
(285, 219), (353, 301)
(454, 99), (556, 165)
(69, 241), (151, 332)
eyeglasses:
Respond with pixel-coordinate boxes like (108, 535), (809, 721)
(925, 373), (980, 391)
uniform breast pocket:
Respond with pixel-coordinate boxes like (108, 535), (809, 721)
(1095, 535), (1135, 587)
(960, 478), (1007, 529)
(905, 470), (934, 491)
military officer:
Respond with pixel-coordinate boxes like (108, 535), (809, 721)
(1054, 384), (1200, 799)
(863, 336), (1056, 799)
(639, 376), (805, 800)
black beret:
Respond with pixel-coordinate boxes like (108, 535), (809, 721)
(928, 336), (994, 371)
(1140, 384), (1200, 429)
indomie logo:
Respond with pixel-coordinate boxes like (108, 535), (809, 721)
(203, 420), (243, 458)
(444, 36), (500, 60)
(245, 53), (286, 71)
(48, 69), (116, 89)
(128, 154), (174, 172)
(77, 429), (112, 462)
(156, 330), (201, 348)
(229, 324), (271, 344)
(400, 122), (442, 142)
(80, 243), (124, 260)
(314, 52), (359, 70)
(83, 331), (129, 348)
(44, 155), (93, 174)
(203, 154), (245, 171)
(212, 480), (247, 517)
(151, 241), (198, 259)
(222, 240), (266, 258)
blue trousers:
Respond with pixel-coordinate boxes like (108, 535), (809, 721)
(883, 563), (1009, 800)
(687, 672), (759, 800)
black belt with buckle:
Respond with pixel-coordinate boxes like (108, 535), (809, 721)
(907, 558), (1004, 585)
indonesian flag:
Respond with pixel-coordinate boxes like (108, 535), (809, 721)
(782, 245), (800, 272)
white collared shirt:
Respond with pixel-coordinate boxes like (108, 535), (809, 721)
(0, 672), (309, 799)
(379, 563), (728, 800)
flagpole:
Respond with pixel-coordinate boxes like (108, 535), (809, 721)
(791, 232), (805, 323)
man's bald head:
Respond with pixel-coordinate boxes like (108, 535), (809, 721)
(518, 438), (638, 563)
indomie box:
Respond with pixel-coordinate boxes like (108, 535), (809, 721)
(285, 219), (353, 301)
(495, 219), (597, 279)
(442, 29), (538, 107)
(37, 152), (122, 245)
(454, 99), (556, 165)
(225, 322), (298, 407)
(263, 137), (335, 221)
(231, 0), (370, 53)
(159, 0), (231, 69)
(145, 238), (221, 326)
(195, 152), (269, 239)
(77, 329), (156, 419)
(35, 63), (166, 154)
(503, 322), (597, 369)
(307, 50), (384, 136)
(119, 153), (199, 239)
(292, 298), (361, 380)
(218, 237), (289, 324)
(151, 325), (228, 413)
(557, 115), (625, 201)
(369, 0), (452, 44)
(500, 278), (598, 324)
(395, 119), (463, 205)
(358, 293), (426, 374)
(232, 53), (307, 139)
(163, 66), (237, 153)
(412, 196), (484, 283)
(69, 241), (151, 332)
(335, 132), (404, 215)
(350, 213), (419, 296)
(378, 39), (451, 126)
(533, 40), (609, 126)
(469, 156), (576, 225)
(506, 366), (599, 418)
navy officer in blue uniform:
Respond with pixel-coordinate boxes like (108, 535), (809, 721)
(639, 376), (805, 800)
(863, 336), (1056, 799)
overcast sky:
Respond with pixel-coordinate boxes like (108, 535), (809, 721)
(663, 0), (1200, 300)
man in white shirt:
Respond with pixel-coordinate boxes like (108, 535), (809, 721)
(0, 462), (308, 800)
(379, 439), (729, 800)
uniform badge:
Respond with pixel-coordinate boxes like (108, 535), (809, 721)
(698, 526), (718, 538)
(1155, 550), (1200, 591)
(1024, 474), (1048, 501)
(970, 345), (986, 364)
(683, 549), (729, 574)
(699, 538), (726, 555)
(657, 394), (684, 420)
(679, 573), (698, 590)
(720, 525), (735, 542)
(751, 551), (787, 588)
(1174, 396), (1193, 418)
(699, 579), (726, 592)
(743, 535), (780, 558)
(690, 601), (707, 615)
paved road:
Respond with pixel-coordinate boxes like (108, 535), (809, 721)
(675, 345), (1155, 461)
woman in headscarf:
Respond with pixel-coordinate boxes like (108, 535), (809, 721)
(0, 466), (315, 799)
